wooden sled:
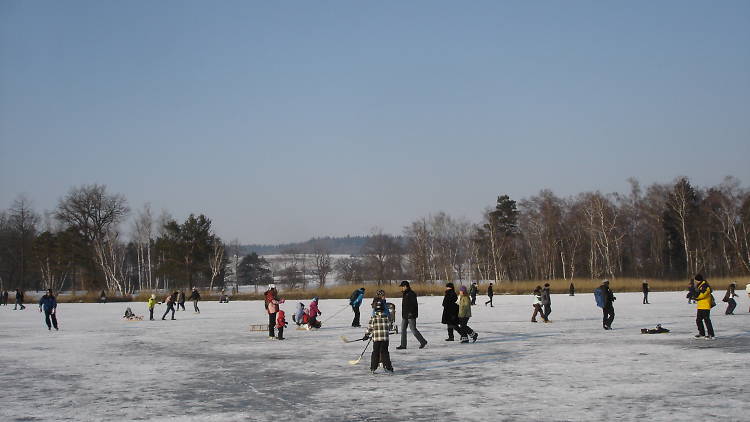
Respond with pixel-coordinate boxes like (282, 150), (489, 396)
(123, 316), (144, 321)
(249, 324), (267, 332)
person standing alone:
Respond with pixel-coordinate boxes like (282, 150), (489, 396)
(484, 283), (494, 307)
(38, 289), (58, 331)
(693, 274), (715, 339)
(397, 281), (427, 350)
(349, 287), (365, 327)
(189, 287), (201, 314)
(264, 284), (283, 338)
(600, 280), (616, 330)
(14, 289), (25, 310)
(469, 282), (478, 305)
(642, 280), (650, 304)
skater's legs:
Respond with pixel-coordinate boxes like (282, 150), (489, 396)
(268, 312), (276, 337)
(400, 318), (408, 347)
(543, 304), (552, 320)
(406, 318), (426, 345)
(380, 340), (393, 371)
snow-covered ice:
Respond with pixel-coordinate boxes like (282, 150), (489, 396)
(1, 290), (748, 421)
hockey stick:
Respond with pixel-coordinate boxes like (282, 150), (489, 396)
(348, 337), (372, 365)
(340, 335), (368, 343)
(322, 303), (351, 323)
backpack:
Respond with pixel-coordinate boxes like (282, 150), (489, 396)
(709, 293), (716, 308)
(349, 290), (360, 304)
(594, 287), (605, 308)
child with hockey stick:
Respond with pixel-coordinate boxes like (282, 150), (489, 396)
(366, 301), (394, 374)
(276, 309), (288, 340)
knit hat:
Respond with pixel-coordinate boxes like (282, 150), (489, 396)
(399, 280), (410, 287)
(376, 289), (385, 297)
(446, 282), (454, 289)
(459, 285), (467, 293)
(602, 279), (610, 284)
(269, 284), (276, 289)
(694, 274), (705, 282)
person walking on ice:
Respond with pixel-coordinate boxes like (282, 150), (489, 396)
(541, 283), (552, 321)
(723, 282), (737, 315)
(642, 280), (650, 304)
(38, 289), (58, 331)
(276, 308), (288, 340)
(366, 300), (394, 374)
(531, 286), (548, 323)
(484, 283), (494, 307)
(442, 283), (463, 341)
(596, 280), (616, 330)
(14, 288), (25, 310)
(349, 287), (365, 327)
(162, 291), (177, 320)
(189, 287), (201, 313)
(458, 286), (478, 343)
(469, 282), (478, 305)
(693, 274), (715, 339)
(396, 281), (427, 350)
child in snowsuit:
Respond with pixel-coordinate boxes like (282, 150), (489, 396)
(276, 309), (288, 340)
(458, 286), (478, 343)
(293, 302), (305, 326)
(307, 297), (321, 329)
(367, 301), (394, 374)
(147, 294), (157, 320)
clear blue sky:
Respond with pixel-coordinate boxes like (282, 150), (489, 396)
(1, 1), (749, 243)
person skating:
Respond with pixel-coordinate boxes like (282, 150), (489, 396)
(469, 282), (478, 305)
(189, 287), (201, 313)
(2, 290), (8, 306)
(162, 291), (177, 320)
(264, 284), (284, 338)
(484, 283), (494, 307)
(147, 294), (157, 321)
(531, 285), (548, 323)
(349, 287), (365, 327)
(396, 281), (427, 350)
(458, 286), (478, 343)
(441, 283), (463, 341)
(14, 289), (25, 310)
(723, 282), (738, 315)
(541, 283), (552, 321)
(693, 274), (715, 339)
(276, 308), (288, 340)
(600, 280), (616, 330)
(687, 280), (697, 304)
(176, 290), (186, 311)
(307, 297), (321, 329)
(100, 290), (107, 304)
(569, 283), (575, 296)
(642, 280), (650, 304)
(38, 289), (58, 331)
(366, 300), (394, 374)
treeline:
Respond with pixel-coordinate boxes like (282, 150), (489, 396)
(1, 176), (748, 293)
(0, 185), (228, 294)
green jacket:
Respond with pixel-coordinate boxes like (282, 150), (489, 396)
(147, 298), (157, 310)
(458, 294), (472, 318)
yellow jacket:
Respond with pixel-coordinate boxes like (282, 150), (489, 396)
(147, 298), (157, 310)
(695, 281), (712, 310)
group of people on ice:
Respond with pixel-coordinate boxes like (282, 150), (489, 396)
(263, 284), (323, 341)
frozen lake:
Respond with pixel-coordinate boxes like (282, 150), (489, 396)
(1, 290), (748, 421)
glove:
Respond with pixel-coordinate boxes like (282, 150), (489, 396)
(363, 333), (370, 340)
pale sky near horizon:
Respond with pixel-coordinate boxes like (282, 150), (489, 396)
(1, 1), (749, 244)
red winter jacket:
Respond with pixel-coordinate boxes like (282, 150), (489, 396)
(276, 310), (287, 328)
(265, 290), (280, 314)
(308, 300), (320, 318)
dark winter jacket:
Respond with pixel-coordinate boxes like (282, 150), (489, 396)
(370, 298), (391, 318)
(541, 287), (551, 306)
(16, 290), (23, 302)
(177, 292), (185, 304)
(601, 285), (616, 307)
(401, 288), (418, 319)
(39, 295), (57, 312)
(469, 284), (478, 297)
(441, 289), (459, 325)
(189, 290), (201, 301)
(642, 283), (649, 293)
(487, 285), (494, 297)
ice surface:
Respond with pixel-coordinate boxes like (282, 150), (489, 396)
(1, 291), (748, 421)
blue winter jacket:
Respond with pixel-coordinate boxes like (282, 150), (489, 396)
(39, 295), (57, 312)
(350, 289), (365, 307)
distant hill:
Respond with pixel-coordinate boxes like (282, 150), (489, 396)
(241, 235), (372, 256)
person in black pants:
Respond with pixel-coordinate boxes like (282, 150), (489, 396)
(441, 283), (463, 341)
(367, 301), (394, 374)
(600, 280), (616, 330)
(693, 274), (715, 339)
(469, 282), (478, 306)
(14, 289), (25, 310)
(38, 289), (58, 330)
(642, 280), (650, 304)
(162, 292), (177, 320)
(541, 283), (552, 320)
(569, 283), (575, 296)
(1, 290), (8, 305)
(724, 282), (738, 315)
(397, 281), (427, 350)
(484, 283), (494, 307)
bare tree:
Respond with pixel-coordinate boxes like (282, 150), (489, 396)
(208, 237), (225, 291)
(312, 241), (332, 288)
